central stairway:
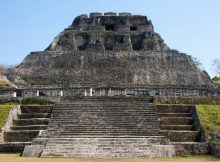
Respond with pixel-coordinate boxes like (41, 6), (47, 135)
(23, 97), (175, 158)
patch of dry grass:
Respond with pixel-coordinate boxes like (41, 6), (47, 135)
(0, 154), (219, 162)
(0, 79), (10, 87)
(0, 105), (11, 128)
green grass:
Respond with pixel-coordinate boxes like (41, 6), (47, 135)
(0, 105), (12, 128)
(196, 105), (220, 143)
(0, 154), (219, 162)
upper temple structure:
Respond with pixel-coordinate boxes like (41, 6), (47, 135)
(8, 12), (213, 89)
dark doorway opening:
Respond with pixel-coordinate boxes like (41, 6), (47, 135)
(130, 26), (137, 31)
(105, 25), (115, 31)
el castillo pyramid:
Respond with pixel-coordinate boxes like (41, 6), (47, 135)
(8, 12), (212, 89)
(1, 12), (219, 158)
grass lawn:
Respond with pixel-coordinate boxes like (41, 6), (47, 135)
(0, 154), (219, 162)
(197, 105), (220, 144)
(196, 105), (220, 135)
(0, 105), (12, 128)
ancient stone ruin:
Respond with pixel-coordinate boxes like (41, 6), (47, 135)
(0, 12), (220, 158)
(8, 12), (213, 90)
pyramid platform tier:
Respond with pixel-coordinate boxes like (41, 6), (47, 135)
(23, 137), (175, 158)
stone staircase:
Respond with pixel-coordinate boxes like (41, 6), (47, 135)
(23, 97), (175, 158)
(1, 105), (52, 153)
(157, 105), (209, 155)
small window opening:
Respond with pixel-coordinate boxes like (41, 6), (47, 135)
(118, 37), (124, 44)
(105, 25), (115, 31)
(39, 92), (46, 96)
(130, 26), (137, 31)
(95, 40), (100, 44)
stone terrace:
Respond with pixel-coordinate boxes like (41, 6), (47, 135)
(23, 97), (175, 158)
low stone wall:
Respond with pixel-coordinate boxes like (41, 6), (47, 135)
(156, 96), (220, 104)
(174, 143), (209, 155)
(0, 143), (27, 153)
(1, 106), (20, 143)
(0, 131), (2, 143)
(210, 144), (220, 156)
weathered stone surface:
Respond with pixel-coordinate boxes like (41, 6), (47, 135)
(11, 50), (212, 88)
(6, 13), (212, 88)
(40, 137), (175, 158)
(23, 145), (44, 157)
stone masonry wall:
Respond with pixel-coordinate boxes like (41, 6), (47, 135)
(11, 50), (212, 88)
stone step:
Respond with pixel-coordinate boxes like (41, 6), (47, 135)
(0, 142), (31, 153)
(11, 125), (47, 130)
(13, 118), (50, 126)
(55, 104), (154, 107)
(51, 114), (157, 117)
(39, 137), (175, 158)
(4, 130), (40, 142)
(50, 129), (160, 133)
(18, 113), (50, 119)
(47, 131), (160, 134)
(171, 142), (209, 155)
(50, 118), (158, 121)
(157, 105), (192, 113)
(52, 110), (156, 113)
(20, 106), (53, 114)
(161, 130), (199, 142)
(159, 117), (193, 125)
(160, 125), (193, 130)
(158, 113), (190, 117)
(47, 123), (159, 127)
(54, 133), (160, 136)
(55, 105), (154, 107)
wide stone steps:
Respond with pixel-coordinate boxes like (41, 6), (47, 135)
(23, 99), (176, 158)
(40, 137), (174, 158)
(45, 101), (159, 137)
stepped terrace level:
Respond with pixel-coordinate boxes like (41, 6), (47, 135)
(23, 97), (175, 158)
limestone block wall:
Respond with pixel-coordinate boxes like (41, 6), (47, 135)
(11, 50), (213, 88)
(0, 106), (20, 143)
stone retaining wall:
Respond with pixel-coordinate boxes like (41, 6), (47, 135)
(210, 144), (220, 156)
(1, 106), (20, 143)
(156, 96), (220, 104)
(174, 143), (209, 155)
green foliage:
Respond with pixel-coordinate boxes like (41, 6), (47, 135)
(0, 105), (11, 128)
(197, 105), (220, 143)
(212, 76), (220, 85)
(212, 76), (220, 81)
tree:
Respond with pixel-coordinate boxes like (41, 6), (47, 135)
(212, 59), (220, 75)
(0, 64), (6, 75)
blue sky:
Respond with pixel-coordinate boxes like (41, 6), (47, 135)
(0, 0), (220, 77)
